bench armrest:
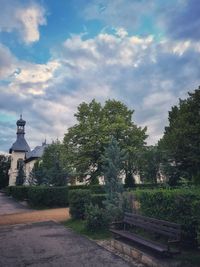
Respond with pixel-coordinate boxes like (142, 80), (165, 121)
(109, 221), (123, 229)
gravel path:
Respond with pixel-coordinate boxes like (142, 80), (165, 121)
(0, 208), (70, 226)
(0, 192), (31, 215)
(0, 221), (135, 267)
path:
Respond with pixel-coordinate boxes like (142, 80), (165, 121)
(0, 221), (134, 267)
(0, 191), (31, 215)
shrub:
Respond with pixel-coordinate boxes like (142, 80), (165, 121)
(28, 186), (68, 207)
(6, 186), (29, 200)
(91, 194), (106, 208)
(85, 204), (108, 232)
(69, 189), (91, 219)
(134, 188), (200, 248)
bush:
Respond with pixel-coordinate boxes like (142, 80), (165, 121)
(85, 204), (108, 232)
(28, 186), (68, 207)
(6, 186), (29, 200)
(134, 188), (200, 248)
(91, 194), (106, 208)
(69, 189), (91, 219)
(68, 184), (105, 194)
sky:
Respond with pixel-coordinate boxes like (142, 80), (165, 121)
(0, 0), (200, 153)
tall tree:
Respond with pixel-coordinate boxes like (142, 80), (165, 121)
(0, 155), (10, 188)
(63, 99), (147, 183)
(16, 160), (25, 186)
(159, 86), (200, 182)
(42, 140), (68, 186)
(138, 146), (161, 183)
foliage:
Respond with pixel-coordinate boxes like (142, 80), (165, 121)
(28, 160), (47, 185)
(135, 188), (200, 248)
(28, 186), (68, 207)
(16, 161), (25, 186)
(124, 172), (135, 188)
(64, 219), (111, 240)
(8, 186), (29, 200)
(63, 99), (147, 184)
(42, 140), (68, 186)
(138, 146), (161, 183)
(159, 86), (200, 183)
(102, 138), (126, 222)
(91, 194), (106, 208)
(85, 204), (109, 232)
(0, 155), (10, 189)
(68, 189), (91, 219)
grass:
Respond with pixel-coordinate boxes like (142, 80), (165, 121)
(176, 249), (200, 267)
(64, 219), (111, 240)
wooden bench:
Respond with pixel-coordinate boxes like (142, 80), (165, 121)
(110, 212), (182, 255)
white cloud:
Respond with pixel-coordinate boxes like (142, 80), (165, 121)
(1, 32), (200, 152)
(0, 1), (46, 44)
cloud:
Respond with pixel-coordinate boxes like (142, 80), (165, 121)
(0, 31), (200, 153)
(0, 44), (16, 78)
(163, 0), (200, 41)
(0, 0), (46, 44)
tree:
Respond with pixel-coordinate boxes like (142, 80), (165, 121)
(102, 138), (127, 221)
(29, 160), (47, 185)
(0, 155), (10, 188)
(159, 86), (200, 182)
(42, 140), (68, 186)
(63, 99), (147, 183)
(138, 146), (161, 183)
(16, 160), (25, 186)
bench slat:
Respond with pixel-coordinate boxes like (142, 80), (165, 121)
(110, 229), (168, 253)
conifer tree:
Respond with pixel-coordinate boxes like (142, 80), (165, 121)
(102, 138), (127, 223)
(16, 161), (25, 186)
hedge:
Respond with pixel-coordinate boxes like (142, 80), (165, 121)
(134, 188), (200, 248)
(68, 184), (105, 194)
(28, 186), (68, 207)
(91, 194), (106, 208)
(5, 186), (29, 200)
(68, 189), (91, 219)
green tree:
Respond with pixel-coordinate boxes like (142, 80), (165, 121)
(159, 86), (200, 183)
(63, 99), (147, 183)
(16, 160), (25, 186)
(102, 137), (127, 221)
(29, 160), (47, 185)
(0, 155), (10, 188)
(42, 140), (68, 186)
(138, 146), (161, 183)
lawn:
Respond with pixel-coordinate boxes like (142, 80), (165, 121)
(64, 219), (111, 240)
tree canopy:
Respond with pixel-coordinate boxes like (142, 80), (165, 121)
(63, 99), (147, 183)
(0, 155), (10, 188)
(159, 86), (200, 182)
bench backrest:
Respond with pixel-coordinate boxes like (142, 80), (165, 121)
(124, 212), (181, 240)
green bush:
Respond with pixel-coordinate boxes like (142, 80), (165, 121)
(134, 188), (200, 248)
(6, 186), (29, 200)
(85, 204), (108, 232)
(91, 194), (106, 208)
(28, 186), (68, 207)
(69, 189), (91, 219)
(68, 184), (105, 194)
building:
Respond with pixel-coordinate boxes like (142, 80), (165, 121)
(8, 115), (47, 186)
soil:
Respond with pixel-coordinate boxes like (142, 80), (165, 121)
(0, 208), (70, 226)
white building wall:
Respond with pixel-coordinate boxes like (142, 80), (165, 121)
(8, 151), (26, 186)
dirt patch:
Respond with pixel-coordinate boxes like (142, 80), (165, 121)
(0, 208), (70, 226)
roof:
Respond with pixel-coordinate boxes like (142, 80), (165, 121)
(25, 143), (48, 162)
(9, 134), (30, 153)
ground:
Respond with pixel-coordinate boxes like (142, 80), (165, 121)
(0, 221), (134, 267)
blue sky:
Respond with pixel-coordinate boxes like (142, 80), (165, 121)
(0, 0), (200, 153)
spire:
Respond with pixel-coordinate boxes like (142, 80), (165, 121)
(9, 115), (30, 153)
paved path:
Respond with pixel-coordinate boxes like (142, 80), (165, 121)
(0, 192), (31, 215)
(0, 221), (134, 267)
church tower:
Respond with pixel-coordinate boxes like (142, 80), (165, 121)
(8, 115), (30, 186)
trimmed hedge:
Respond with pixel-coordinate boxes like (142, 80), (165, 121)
(91, 194), (106, 208)
(68, 184), (105, 194)
(28, 186), (68, 207)
(134, 188), (200, 248)
(69, 189), (91, 219)
(5, 186), (29, 200)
